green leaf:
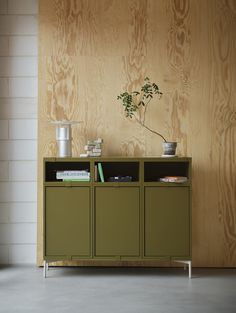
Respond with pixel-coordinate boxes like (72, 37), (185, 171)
(117, 77), (163, 126)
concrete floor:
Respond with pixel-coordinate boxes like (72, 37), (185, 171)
(0, 266), (236, 313)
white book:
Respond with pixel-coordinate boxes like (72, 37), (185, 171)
(56, 171), (90, 179)
(92, 148), (102, 153)
(87, 152), (101, 157)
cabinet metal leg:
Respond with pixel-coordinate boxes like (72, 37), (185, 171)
(43, 261), (47, 278)
(188, 261), (192, 278)
(174, 260), (192, 278)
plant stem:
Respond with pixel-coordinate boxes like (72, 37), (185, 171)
(134, 116), (167, 142)
(142, 97), (151, 124)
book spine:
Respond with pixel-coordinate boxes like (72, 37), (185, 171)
(57, 174), (90, 180)
(94, 165), (98, 182)
(97, 163), (104, 182)
(56, 170), (89, 178)
(57, 170), (89, 174)
(87, 152), (101, 157)
(63, 178), (90, 182)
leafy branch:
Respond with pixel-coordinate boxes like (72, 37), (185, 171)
(117, 77), (167, 142)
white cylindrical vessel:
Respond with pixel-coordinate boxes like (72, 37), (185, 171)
(57, 139), (71, 157)
(56, 124), (72, 157)
(56, 125), (71, 140)
(51, 121), (82, 158)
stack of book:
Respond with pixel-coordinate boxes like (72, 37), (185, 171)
(159, 176), (188, 183)
(80, 138), (103, 157)
(56, 170), (90, 181)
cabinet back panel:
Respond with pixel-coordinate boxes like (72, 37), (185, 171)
(144, 162), (189, 182)
(45, 162), (90, 182)
(96, 162), (139, 182)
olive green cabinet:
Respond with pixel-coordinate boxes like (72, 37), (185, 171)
(45, 186), (90, 258)
(144, 187), (190, 257)
(95, 187), (140, 257)
(44, 157), (191, 266)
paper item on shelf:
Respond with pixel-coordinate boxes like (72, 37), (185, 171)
(56, 170), (89, 175)
(83, 138), (103, 157)
(63, 178), (90, 182)
(159, 176), (188, 183)
(161, 154), (178, 158)
(92, 148), (102, 153)
(96, 138), (103, 143)
(84, 145), (94, 151)
(56, 170), (90, 180)
(87, 141), (96, 145)
(87, 151), (101, 157)
(87, 138), (103, 144)
(87, 140), (103, 145)
(85, 145), (101, 152)
(61, 175), (90, 179)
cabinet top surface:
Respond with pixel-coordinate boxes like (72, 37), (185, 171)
(44, 156), (192, 162)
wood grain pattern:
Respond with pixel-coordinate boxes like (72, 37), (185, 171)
(38, 0), (236, 267)
(210, 0), (236, 266)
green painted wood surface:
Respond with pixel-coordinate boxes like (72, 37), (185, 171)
(44, 157), (191, 262)
(95, 187), (140, 256)
(45, 187), (90, 257)
(145, 187), (190, 257)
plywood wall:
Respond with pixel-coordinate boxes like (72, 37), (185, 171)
(38, 0), (236, 267)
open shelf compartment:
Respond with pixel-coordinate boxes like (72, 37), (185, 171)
(95, 161), (139, 182)
(45, 161), (90, 182)
(144, 161), (190, 182)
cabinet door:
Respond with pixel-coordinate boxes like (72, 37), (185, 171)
(45, 187), (90, 257)
(145, 187), (190, 257)
(95, 187), (140, 257)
